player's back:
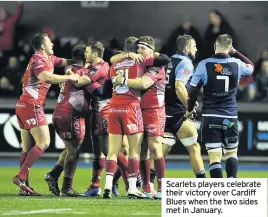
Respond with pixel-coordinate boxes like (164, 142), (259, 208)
(20, 54), (61, 106)
(110, 58), (144, 105)
(88, 60), (111, 112)
(194, 53), (253, 117)
(141, 66), (166, 109)
(55, 64), (89, 114)
(165, 54), (193, 114)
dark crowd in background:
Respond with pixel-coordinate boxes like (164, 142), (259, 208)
(0, 2), (267, 102)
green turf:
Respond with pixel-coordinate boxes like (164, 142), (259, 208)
(0, 167), (267, 217)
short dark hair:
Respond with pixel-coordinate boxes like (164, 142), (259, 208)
(216, 34), (233, 49)
(31, 33), (48, 51)
(124, 36), (138, 52)
(138, 36), (155, 50)
(71, 44), (86, 60)
(176, 34), (194, 52)
(87, 41), (104, 58)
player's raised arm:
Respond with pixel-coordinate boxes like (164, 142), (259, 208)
(37, 71), (79, 84)
(188, 62), (207, 112)
(230, 47), (255, 76)
(174, 60), (194, 108)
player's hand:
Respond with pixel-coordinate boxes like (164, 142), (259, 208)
(65, 66), (73, 75)
(114, 73), (124, 85)
(68, 73), (80, 82)
(185, 110), (193, 119)
(153, 52), (160, 58)
(129, 53), (144, 64)
(229, 47), (237, 55)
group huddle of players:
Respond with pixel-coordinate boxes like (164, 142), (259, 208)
(11, 32), (254, 200)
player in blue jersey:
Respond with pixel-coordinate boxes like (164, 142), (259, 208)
(188, 34), (254, 178)
(150, 35), (206, 190)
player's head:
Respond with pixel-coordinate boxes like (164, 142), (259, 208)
(71, 44), (86, 62)
(176, 34), (197, 60)
(123, 36), (138, 53)
(85, 41), (104, 63)
(137, 36), (155, 57)
(215, 34), (233, 54)
(31, 33), (54, 55)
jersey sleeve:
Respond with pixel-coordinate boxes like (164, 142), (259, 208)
(32, 59), (47, 77)
(143, 67), (161, 83)
(51, 55), (63, 67)
(175, 60), (194, 84)
(143, 57), (154, 67)
(238, 59), (254, 77)
(86, 65), (104, 82)
(190, 61), (208, 87)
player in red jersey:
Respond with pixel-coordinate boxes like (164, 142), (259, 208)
(12, 33), (80, 195)
(44, 44), (89, 197)
(114, 36), (166, 200)
(103, 36), (169, 199)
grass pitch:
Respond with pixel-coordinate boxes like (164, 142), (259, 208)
(0, 167), (267, 217)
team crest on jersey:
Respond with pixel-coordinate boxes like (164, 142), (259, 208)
(89, 68), (98, 75)
(148, 67), (160, 75)
(183, 68), (191, 75)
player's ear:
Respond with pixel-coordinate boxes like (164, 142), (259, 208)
(185, 45), (190, 52)
(41, 44), (45, 50)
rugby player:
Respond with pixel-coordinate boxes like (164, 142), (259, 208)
(188, 34), (254, 178)
(13, 33), (80, 195)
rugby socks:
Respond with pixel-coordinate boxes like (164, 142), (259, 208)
(154, 157), (165, 192)
(209, 162), (223, 178)
(225, 157), (238, 178)
(150, 168), (156, 184)
(50, 164), (63, 179)
(195, 169), (206, 178)
(112, 167), (121, 185)
(19, 151), (29, 185)
(104, 160), (117, 190)
(18, 145), (44, 180)
(117, 152), (129, 189)
(128, 158), (139, 191)
(140, 159), (151, 193)
(91, 158), (105, 188)
(62, 177), (73, 190)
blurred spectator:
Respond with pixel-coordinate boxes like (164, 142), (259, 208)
(254, 47), (268, 77)
(203, 10), (235, 58)
(0, 2), (23, 54)
(162, 17), (203, 60)
(255, 60), (268, 101)
(0, 56), (23, 96)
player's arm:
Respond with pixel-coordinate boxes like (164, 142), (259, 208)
(37, 71), (79, 84)
(230, 47), (255, 76)
(75, 75), (93, 88)
(110, 52), (144, 64)
(143, 54), (170, 67)
(188, 62), (207, 112)
(126, 76), (154, 90)
(174, 61), (194, 108)
(75, 66), (103, 88)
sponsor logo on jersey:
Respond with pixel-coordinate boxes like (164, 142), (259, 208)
(114, 60), (135, 69)
(183, 68), (191, 75)
(214, 64), (223, 73)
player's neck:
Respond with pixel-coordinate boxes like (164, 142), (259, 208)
(215, 49), (229, 55)
(35, 50), (49, 59)
(92, 57), (102, 66)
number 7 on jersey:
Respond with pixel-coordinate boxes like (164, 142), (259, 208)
(217, 75), (229, 92)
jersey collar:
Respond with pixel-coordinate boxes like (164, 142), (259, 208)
(212, 53), (231, 59)
(172, 52), (192, 61)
